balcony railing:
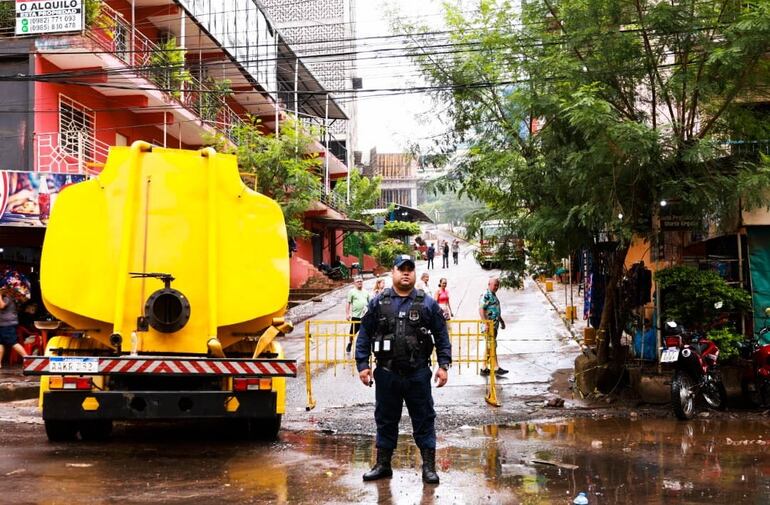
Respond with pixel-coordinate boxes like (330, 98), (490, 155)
(320, 192), (348, 214)
(88, 4), (244, 142)
(36, 132), (110, 174)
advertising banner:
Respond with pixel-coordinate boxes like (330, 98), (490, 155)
(0, 171), (86, 227)
(15, 0), (83, 36)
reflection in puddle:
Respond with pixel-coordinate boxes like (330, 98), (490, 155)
(8, 417), (770, 504)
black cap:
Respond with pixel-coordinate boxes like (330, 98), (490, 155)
(393, 254), (416, 268)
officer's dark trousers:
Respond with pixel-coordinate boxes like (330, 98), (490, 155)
(373, 365), (436, 450)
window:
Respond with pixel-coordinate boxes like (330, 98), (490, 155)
(59, 95), (95, 156)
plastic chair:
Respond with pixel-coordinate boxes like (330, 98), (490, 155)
(7, 327), (42, 366)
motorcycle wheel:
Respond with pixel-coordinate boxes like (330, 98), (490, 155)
(672, 370), (696, 420)
(702, 376), (727, 410)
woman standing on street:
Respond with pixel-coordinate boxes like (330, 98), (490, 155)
(0, 289), (27, 368)
(434, 278), (453, 320)
(371, 277), (386, 298)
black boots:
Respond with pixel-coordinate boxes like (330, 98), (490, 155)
(421, 447), (440, 484)
(363, 447), (440, 484)
(363, 447), (393, 481)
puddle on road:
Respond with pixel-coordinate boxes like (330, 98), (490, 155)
(7, 417), (770, 504)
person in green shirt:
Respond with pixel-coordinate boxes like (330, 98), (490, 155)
(346, 277), (370, 352)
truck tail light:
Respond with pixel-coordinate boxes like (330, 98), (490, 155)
(49, 376), (92, 390)
(233, 378), (272, 391)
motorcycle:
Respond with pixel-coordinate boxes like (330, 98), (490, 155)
(739, 307), (770, 407)
(660, 317), (726, 420)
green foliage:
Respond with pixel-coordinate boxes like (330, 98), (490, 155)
(212, 117), (323, 239)
(332, 169), (381, 221)
(527, 240), (559, 278)
(84, 0), (113, 32)
(149, 37), (191, 98)
(199, 79), (232, 122)
(419, 189), (484, 225)
(397, 0), (770, 364)
(371, 239), (411, 269)
(656, 266), (751, 331)
(706, 327), (744, 362)
(380, 221), (421, 239)
(0, 2), (14, 30)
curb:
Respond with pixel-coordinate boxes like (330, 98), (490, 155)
(533, 280), (587, 352)
(0, 382), (38, 403)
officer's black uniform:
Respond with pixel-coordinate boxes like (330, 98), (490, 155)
(355, 284), (451, 483)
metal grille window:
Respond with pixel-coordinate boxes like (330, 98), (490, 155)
(114, 21), (128, 60)
(59, 95), (95, 157)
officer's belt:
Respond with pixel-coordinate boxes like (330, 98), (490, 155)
(378, 360), (428, 375)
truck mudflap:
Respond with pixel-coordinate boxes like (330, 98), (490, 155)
(42, 391), (277, 420)
(23, 356), (297, 377)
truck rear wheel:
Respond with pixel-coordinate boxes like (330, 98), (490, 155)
(79, 420), (113, 441)
(45, 420), (78, 442)
(243, 415), (282, 440)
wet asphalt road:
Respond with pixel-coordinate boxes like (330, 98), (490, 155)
(3, 232), (770, 503)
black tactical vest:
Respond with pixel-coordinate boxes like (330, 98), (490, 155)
(372, 288), (434, 370)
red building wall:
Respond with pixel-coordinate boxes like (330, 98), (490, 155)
(34, 57), (192, 154)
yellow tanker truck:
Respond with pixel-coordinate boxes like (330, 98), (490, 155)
(23, 142), (296, 441)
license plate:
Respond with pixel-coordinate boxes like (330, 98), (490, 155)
(48, 357), (99, 374)
(660, 349), (679, 363)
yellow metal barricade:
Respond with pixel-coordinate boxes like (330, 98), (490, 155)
(304, 319), (500, 410)
(446, 320), (500, 407)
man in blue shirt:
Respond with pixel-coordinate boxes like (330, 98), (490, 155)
(355, 254), (451, 484)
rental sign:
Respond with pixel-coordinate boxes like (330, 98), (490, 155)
(15, 0), (83, 35)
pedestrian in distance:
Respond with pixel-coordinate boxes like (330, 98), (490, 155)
(371, 277), (386, 298)
(415, 271), (430, 292)
(0, 289), (28, 369)
(479, 277), (508, 376)
(355, 254), (452, 484)
(345, 277), (370, 353)
(442, 241), (450, 268)
(434, 278), (453, 320)
(452, 240), (460, 265)
(426, 243), (435, 269)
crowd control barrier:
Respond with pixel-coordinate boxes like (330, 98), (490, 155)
(304, 319), (500, 410)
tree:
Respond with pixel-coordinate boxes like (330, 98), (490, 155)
(381, 221), (422, 239)
(419, 187), (484, 225)
(212, 117), (323, 239)
(401, 0), (770, 369)
(332, 168), (382, 221)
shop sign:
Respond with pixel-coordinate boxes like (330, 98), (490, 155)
(660, 213), (700, 231)
(0, 171), (86, 227)
(15, 0), (83, 36)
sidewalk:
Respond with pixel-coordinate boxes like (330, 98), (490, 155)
(0, 367), (39, 402)
(534, 277), (589, 350)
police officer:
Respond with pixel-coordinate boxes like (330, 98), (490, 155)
(355, 254), (452, 484)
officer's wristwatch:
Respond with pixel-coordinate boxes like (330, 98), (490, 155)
(439, 363), (450, 371)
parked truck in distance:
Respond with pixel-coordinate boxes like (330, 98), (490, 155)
(24, 142), (296, 441)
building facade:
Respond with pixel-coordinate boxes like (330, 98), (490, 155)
(366, 148), (419, 208)
(261, 0), (358, 171)
(0, 0), (363, 288)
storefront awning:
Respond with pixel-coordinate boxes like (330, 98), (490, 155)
(362, 204), (434, 223)
(310, 217), (376, 233)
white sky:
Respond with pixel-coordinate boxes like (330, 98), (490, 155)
(354, 0), (448, 159)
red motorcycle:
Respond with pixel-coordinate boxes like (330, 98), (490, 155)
(660, 320), (726, 420)
(740, 313), (770, 407)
